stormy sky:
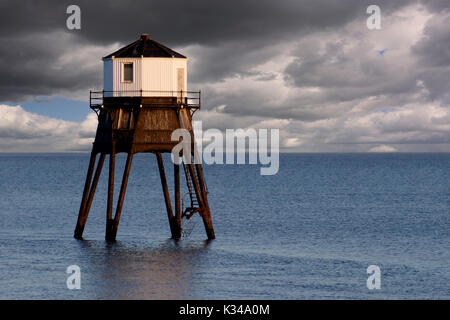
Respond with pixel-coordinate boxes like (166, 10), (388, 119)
(0, 0), (449, 152)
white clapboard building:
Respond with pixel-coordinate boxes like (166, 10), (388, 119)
(102, 34), (187, 97)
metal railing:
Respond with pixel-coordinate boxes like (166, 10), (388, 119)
(89, 90), (201, 109)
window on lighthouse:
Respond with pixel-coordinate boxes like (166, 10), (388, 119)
(123, 63), (133, 82)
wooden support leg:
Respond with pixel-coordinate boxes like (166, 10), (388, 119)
(174, 163), (182, 238)
(82, 152), (106, 222)
(156, 152), (181, 239)
(107, 152), (133, 241)
(105, 146), (115, 240)
(187, 163), (215, 240)
(195, 163), (215, 239)
(195, 163), (209, 206)
(74, 151), (101, 239)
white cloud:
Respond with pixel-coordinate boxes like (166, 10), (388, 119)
(283, 137), (302, 148)
(369, 145), (397, 152)
(0, 105), (96, 152)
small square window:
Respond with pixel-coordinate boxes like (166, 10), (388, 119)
(123, 63), (133, 82)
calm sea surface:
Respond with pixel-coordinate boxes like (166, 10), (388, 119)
(0, 153), (449, 299)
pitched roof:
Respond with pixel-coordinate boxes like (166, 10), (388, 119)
(103, 34), (186, 59)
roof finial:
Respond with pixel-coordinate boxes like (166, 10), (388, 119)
(141, 34), (150, 40)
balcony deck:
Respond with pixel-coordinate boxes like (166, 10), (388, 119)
(89, 90), (201, 110)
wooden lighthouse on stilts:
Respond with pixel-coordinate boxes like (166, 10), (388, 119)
(74, 34), (215, 241)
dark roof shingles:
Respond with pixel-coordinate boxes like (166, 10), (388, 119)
(103, 35), (186, 59)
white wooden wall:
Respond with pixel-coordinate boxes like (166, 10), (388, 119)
(141, 58), (187, 96)
(103, 57), (187, 97)
(113, 58), (142, 97)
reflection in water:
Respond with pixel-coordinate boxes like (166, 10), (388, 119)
(76, 239), (211, 299)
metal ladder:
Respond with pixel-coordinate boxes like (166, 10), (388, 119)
(181, 163), (199, 237)
(183, 163), (199, 212)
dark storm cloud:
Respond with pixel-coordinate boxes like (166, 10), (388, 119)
(0, 0), (415, 101)
(0, 33), (102, 101)
(417, 69), (450, 103)
(421, 0), (450, 12)
(187, 40), (284, 83)
(412, 10), (450, 103)
(413, 12), (450, 68)
(283, 40), (418, 100)
(77, 0), (411, 45)
(0, 0), (415, 45)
